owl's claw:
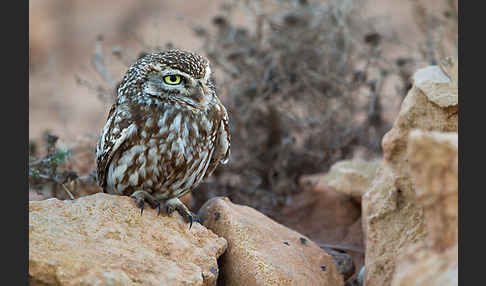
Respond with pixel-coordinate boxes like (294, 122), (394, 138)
(138, 199), (145, 216)
(131, 193), (145, 215)
(131, 190), (160, 216)
(165, 198), (200, 229)
(154, 202), (161, 216)
(166, 205), (174, 217)
(188, 215), (203, 229)
(189, 216), (194, 229)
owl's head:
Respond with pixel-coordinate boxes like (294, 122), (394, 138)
(118, 49), (216, 107)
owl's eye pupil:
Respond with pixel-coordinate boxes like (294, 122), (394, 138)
(170, 75), (177, 82)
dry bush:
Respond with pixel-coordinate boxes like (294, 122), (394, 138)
(190, 0), (393, 216)
(29, 132), (99, 201)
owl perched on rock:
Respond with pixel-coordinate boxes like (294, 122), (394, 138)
(96, 49), (230, 227)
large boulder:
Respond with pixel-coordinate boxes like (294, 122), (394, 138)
(407, 130), (458, 251)
(302, 158), (381, 200)
(362, 57), (458, 286)
(288, 174), (363, 250)
(29, 193), (227, 286)
(391, 130), (458, 286)
(288, 158), (381, 282)
(199, 197), (344, 286)
(391, 242), (458, 286)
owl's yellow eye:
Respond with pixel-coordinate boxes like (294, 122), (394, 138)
(163, 75), (182, 85)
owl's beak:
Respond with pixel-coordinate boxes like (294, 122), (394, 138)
(198, 81), (208, 95)
(191, 81), (208, 103)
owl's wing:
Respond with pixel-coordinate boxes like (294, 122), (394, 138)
(204, 103), (231, 179)
(95, 104), (137, 190)
(217, 108), (231, 164)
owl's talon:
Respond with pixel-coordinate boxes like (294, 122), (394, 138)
(189, 215), (194, 229)
(187, 213), (202, 229)
(155, 203), (161, 216)
(139, 201), (144, 215)
(131, 190), (159, 216)
(130, 195), (145, 215)
(165, 198), (199, 229)
(167, 205), (174, 217)
(150, 201), (161, 216)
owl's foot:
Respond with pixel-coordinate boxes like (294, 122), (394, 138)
(165, 198), (201, 229)
(131, 190), (161, 216)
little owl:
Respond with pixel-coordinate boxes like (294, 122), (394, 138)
(96, 49), (230, 227)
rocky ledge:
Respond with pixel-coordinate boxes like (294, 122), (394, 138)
(29, 193), (227, 286)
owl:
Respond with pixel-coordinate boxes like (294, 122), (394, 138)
(95, 49), (230, 227)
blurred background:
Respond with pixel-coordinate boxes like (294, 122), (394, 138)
(29, 0), (457, 283)
(29, 0), (457, 141)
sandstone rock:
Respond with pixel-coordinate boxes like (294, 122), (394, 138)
(391, 242), (458, 286)
(362, 164), (427, 286)
(320, 247), (355, 281)
(198, 197), (344, 286)
(362, 58), (458, 286)
(29, 193), (227, 286)
(286, 178), (362, 246)
(311, 158), (381, 199)
(289, 160), (377, 283)
(279, 180), (364, 280)
(413, 57), (458, 108)
(293, 158), (381, 281)
(389, 130), (458, 286)
(407, 130), (458, 251)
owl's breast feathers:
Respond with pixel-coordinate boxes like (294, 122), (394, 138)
(95, 98), (230, 194)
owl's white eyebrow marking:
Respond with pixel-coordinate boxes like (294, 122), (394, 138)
(204, 63), (211, 83)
